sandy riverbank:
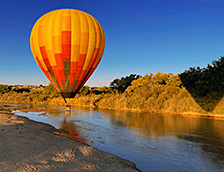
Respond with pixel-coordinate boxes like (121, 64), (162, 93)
(0, 111), (140, 172)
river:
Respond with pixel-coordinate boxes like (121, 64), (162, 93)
(3, 103), (224, 172)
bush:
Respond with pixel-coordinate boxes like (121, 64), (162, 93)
(0, 85), (11, 94)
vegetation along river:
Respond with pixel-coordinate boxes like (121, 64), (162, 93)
(5, 103), (224, 172)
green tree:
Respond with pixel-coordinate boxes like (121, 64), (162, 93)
(78, 86), (90, 95)
(13, 88), (30, 93)
(110, 74), (142, 93)
(44, 83), (59, 98)
(0, 85), (11, 94)
(179, 56), (224, 111)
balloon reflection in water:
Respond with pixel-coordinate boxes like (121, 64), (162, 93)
(55, 111), (86, 144)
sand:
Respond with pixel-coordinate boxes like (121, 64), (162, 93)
(0, 111), (140, 172)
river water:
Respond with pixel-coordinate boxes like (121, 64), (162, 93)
(3, 103), (224, 172)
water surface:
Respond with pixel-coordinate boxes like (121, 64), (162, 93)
(4, 103), (224, 172)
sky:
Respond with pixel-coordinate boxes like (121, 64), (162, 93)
(1, 0), (224, 86)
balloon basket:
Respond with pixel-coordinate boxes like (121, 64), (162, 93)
(66, 104), (71, 111)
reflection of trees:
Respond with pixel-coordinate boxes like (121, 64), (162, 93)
(47, 111), (64, 119)
(177, 119), (224, 169)
(98, 109), (224, 167)
(98, 109), (200, 137)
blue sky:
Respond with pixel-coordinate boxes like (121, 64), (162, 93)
(1, 0), (224, 86)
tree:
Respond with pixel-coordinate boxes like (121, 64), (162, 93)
(0, 85), (11, 94)
(110, 74), (142, 93)
(179, 56), (224, 111)
(44, 83), (59, 97)
(13, 88), (30, 93)
(78, 86), (90, 95)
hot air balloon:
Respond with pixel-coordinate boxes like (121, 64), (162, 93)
(30, 9), (105, 103)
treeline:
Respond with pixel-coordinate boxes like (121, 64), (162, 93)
(1, 56), (224, 114)
(179, 56), (224, 112)
(0, 84), (59, 104)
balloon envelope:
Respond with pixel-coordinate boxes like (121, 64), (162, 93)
(30, 9), (105, 98)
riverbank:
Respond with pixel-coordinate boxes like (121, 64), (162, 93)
(0, 110), (140, 172)
(2, 99), (224, 120)
(68, 104), (224, 120)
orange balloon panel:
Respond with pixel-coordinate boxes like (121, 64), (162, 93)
(30, 9), (105, 98)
